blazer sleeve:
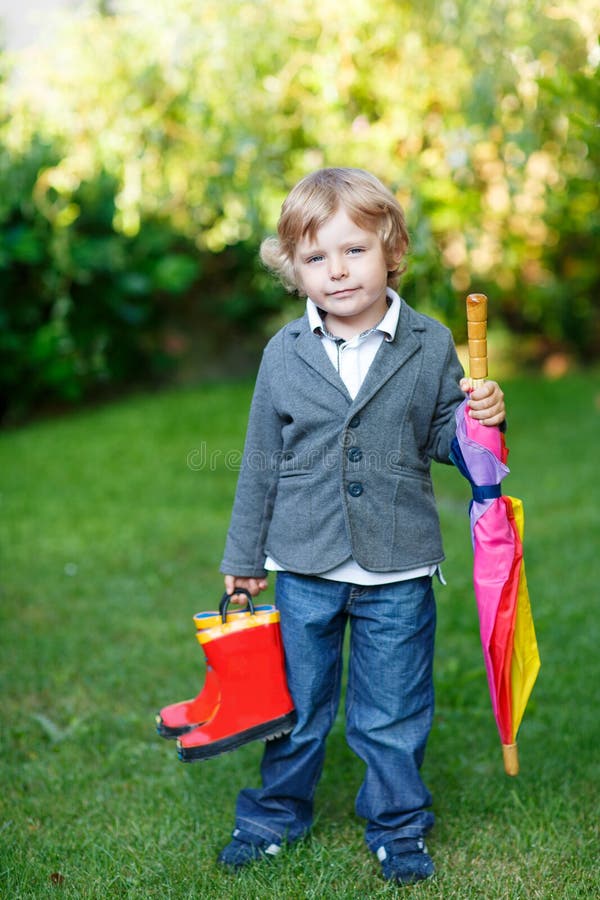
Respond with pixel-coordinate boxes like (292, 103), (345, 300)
(219, 352), (283, 577)
(426, 335), (465, 464)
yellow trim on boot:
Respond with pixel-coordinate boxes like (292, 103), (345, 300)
(195, 607), (280, 644)
(193, 609), (252, 630)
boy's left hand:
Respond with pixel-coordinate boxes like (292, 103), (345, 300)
(460, 378), (505, 427)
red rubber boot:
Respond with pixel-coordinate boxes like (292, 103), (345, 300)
(177, 598), (296, 761)
(156, 601), (253, 738)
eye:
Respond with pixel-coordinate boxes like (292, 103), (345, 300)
(305, 254), (324, 264)
(347, 247), (365, 255)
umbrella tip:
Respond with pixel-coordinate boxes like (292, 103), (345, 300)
(502, 743), (520, 776)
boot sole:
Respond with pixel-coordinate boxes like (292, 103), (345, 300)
(155, 715), (198, 739)
(177, 711), (297, 761)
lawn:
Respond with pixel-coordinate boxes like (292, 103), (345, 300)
(1, 372), (599, 898)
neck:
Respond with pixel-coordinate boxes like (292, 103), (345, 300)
(324, 305), (387, 341)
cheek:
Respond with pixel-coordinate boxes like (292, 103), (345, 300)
(297, 265), (317, 289)
(370, 259), (391, 285)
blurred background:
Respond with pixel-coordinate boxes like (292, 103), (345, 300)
(1, 0), (598, 424)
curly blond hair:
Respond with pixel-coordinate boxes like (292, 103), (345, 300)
(260, 168), (409, 294)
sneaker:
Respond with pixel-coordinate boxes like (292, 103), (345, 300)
(217, 829), (281, 870)
(376, 837), (435, 885)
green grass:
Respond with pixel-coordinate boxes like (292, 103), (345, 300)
(1, 373), (599, 898)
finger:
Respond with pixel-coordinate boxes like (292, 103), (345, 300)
(468, 398), (494, 413)
(469, 403), (502, 419)
(479, 414), (506, 428)
(246, 577), (269, 595)
(230, 582), (253, 603)
(469, 385), (493, 403)
(225, 577), (252, 603)
(469, 391), (503, 411)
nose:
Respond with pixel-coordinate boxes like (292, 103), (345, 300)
(328, 256), (348, 280)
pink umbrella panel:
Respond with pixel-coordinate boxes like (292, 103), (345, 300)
(450, 398), (540, 773)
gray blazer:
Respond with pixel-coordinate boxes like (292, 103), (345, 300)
(220, 300), (465, 578)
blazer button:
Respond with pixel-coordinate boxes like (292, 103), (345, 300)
(348, 482), (363, 497)
(347, 447), (363, 462)
(348, 415), (361, 428)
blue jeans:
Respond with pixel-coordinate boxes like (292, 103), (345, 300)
(233, 572), (436, 851)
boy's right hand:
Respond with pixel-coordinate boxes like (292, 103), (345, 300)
(224, 574), (269, 604)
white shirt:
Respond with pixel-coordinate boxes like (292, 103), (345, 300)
(307, 290), (397, 399)
(265, 288), (441, 586)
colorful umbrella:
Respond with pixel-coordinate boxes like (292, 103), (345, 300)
(450, 293), (540, 775)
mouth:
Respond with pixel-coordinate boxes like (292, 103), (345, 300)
(327, 287), (358, 297)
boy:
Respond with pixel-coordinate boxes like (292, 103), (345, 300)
(218, 168), (505, 884)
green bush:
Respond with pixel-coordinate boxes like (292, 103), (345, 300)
(532, 66), (600, 361)
(0, 138), (203, 419)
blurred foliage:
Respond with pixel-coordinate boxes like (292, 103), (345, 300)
(0, 0), (598, 419)
(0, 136), (202, 418)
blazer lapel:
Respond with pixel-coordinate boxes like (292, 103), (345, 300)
(352, 302), (424, 410)
(292, 318), (352, 403)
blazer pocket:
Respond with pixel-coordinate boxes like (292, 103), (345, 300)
(267, 472), (318, 563)
(388, 463), (430, 482)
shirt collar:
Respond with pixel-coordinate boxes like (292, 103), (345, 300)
(306, 287), (401, 343)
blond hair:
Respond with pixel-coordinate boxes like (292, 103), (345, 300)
(260, 168), (409, 294)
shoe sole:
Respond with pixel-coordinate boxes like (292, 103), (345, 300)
(177, 711), (297, 761)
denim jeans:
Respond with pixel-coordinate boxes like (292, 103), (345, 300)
(233, 571), (437, 851)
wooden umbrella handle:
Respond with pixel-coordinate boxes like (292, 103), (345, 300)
(466, 293), (488, 386)
(502, 743), (520, 776)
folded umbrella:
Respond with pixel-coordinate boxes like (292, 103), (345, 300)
(450, 293), (540, 775)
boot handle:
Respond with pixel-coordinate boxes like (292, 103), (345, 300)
(219, 589), (255, 622)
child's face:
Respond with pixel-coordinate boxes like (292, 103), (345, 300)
(294, 206), (390, 335)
